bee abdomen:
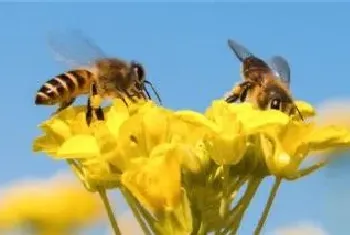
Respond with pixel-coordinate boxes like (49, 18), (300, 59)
(35, 69), (93, 105)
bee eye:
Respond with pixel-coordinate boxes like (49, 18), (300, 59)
(131, 61), (144, 81)
(270, 99), (281, 110)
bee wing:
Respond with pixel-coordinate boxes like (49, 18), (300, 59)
(47, 29), (107, 68)
(269, 55), (291, 88)
(227, 39), (255, 62)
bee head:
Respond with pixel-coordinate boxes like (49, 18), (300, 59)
(265, 83), (293, 113)
(267, 89), (303, 120)
(130, 60), (162, 105)
(130, 60), (145, 82)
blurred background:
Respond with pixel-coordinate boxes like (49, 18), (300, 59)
(0, 2), (349, 235)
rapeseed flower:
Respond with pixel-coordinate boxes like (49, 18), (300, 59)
(0, 173), (103, 234)
(313, 99), (350, 159)
(33, 97), (350, 235)
(116, 104), (212, 213)
(33, 99), (139, 191)
(259, 114), (350, 179)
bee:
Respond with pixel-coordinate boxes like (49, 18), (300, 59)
(35, 30), (162, 125)
(224, 39), (303, 120)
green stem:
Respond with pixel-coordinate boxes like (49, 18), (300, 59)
(98, 188), (122, 235)
(286, 160), (328, 180)
(254, 177), (282, 235)
(123, 187), (158, 234)
(66, 159), (93, 191)
(229, 175), (249, 200)
(215, 175), (249, 235)
(230, 178), (261, 235)
(120, 187), (152, 235)
(197, 221), (208, 235)
(220, 177), (261, 235)
(219, 165), (230, 218)
(66, 159), (83, 175)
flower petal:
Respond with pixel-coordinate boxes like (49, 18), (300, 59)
(260, 135), (300, 177)
(141, 107), (171, 151)
(205, 131), (247, 165)
(238, 109), (290, 134)
(295, 100), (316, 118)
(106, 99), (130, 137)
(307, 125), (350, 151)
(121, 144), (182, 212)
(32, 135), (60, 156)
(57, 135), (99, 158)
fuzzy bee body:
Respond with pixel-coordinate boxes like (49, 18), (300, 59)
(247, 74), (294, 113)
(225, 39), (302, 119)
(35, 30), (161, 125)
(239, 56), (272, 86)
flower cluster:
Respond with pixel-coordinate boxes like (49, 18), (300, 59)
(0, 175), (103, 235)
(33, 98), (350, 235)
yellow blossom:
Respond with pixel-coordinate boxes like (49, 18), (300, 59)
(0, 174), (103, 232)
(33, 99), (133, 158)
(121, 144), (182, 212)
(294, 100), (316, 119)
(203, 100), (291, 165)
(313, 99), (350, 158)
(32, 100), (143, 190)
(115, 104), (210, 212)
(32, 95), (350, 235)
(260, 118), (350, 178)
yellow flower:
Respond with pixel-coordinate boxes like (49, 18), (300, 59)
(33, 99), (132, 158)
(261, 118), (350, 178)
(116, 105), (210, 212)
(0, 174), (103, 231)
(32, 100), (145, 190)
(203, 100), (291, 165)
(121, 144), (182, 212)
(294, 100), (316, 119)
(32, 94), (350, 235)
(313, 99), (350, 158)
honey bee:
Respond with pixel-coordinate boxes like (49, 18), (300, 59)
(35, 30), (161, 125)
(224, 39), (303, 120)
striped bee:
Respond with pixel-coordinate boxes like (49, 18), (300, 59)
(35, 30), (161, 125)
(224, 39), (303, 120)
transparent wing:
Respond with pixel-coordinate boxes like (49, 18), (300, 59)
(227, 39), (255, 62)
(47, 29), (107, 68)
(269, 55), (291, 88)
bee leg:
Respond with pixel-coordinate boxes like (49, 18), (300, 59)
(86, 97), (93, 126)
(133, 80), (150, 100)
(124, 89), (138, 103)
(226, 81), (252, 103)
(141, 86), (151, 100)
(52, 98), (76, 116)
(114, 92), (129, 107)
(131, 86), (148, 100)
(239, 86), (250, 102)
(86, 81), (104, 125)
(120, 96), (129, 107)
(140, 90), (148, 100)
(225, 93), (239, 103)
(95, 107), (105, 121)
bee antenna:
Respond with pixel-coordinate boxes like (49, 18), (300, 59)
(143, 85), (152, 100)
(295, 105), (304, 121)
(144, 80), (162, 104)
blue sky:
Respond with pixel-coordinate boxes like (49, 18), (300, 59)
(0, 2), (350, 235)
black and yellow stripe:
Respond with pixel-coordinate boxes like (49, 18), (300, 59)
(35, 69), (93, 105)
